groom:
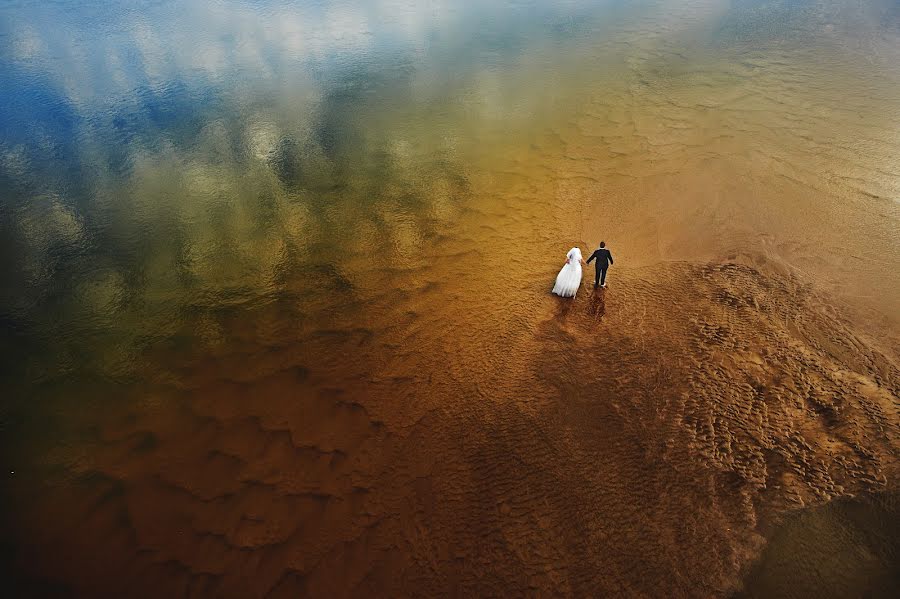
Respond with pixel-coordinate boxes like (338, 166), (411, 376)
(586, 241), (613, 288)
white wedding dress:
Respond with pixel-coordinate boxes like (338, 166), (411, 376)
(552, 247), (583, 297)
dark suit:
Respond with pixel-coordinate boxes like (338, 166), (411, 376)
(586, 247), (613, 287)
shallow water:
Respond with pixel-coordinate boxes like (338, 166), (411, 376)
(2, 0), (899, 596)
(735, 492), (900, 598)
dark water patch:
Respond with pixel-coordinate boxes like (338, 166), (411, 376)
(735, 492), (900, 599)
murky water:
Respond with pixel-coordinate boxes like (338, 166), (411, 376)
(2, 0), (899, 596)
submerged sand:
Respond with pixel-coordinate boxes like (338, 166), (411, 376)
(3, 0), (900, 596)
(8, 250), (899, 597)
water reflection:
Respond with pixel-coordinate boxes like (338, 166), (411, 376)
(1, 0), (899, 596)
(4, 0), (647, 390)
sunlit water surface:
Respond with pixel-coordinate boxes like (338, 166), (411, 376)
(2, 0), (899, 596)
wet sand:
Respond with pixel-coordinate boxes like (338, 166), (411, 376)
(7, 202), (899, 596)
(2, 0), (900, 596)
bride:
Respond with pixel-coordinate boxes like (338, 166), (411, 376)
(552, 247), (585, 297)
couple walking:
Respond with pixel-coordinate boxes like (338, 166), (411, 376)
(552, 242), (613, 298)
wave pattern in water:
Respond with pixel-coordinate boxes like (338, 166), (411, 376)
(2, 0), (899, 597)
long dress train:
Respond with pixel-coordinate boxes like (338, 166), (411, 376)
(552, 247), (583, 298)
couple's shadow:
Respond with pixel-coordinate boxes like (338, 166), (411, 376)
(554, 285), (606, 323)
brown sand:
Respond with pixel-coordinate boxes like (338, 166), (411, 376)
(8, 205), (899, 596)
(4, 1), (900, 596)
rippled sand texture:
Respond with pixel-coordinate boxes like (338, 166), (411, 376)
(10, 258), (899, 597)
(2, 0), (900, 597)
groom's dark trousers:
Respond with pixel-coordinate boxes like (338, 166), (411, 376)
(587, 247), (613, 287)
